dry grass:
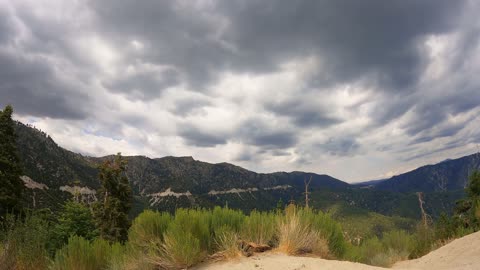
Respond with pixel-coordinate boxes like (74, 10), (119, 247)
(277, 213), (317, 255)
(311, 234), (330, 258)
(214, 230), (242, 260)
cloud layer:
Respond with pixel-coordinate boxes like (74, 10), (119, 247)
(1, 0), (480, 182)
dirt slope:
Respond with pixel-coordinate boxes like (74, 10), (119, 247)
(394, 230), (480, 270)
(196, 231), (480, 270)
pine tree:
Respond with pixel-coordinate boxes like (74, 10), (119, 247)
(0, 105), (24, 219)
(93, 153), (132, 243)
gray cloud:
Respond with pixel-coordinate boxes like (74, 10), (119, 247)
(91, 0), (465, 92)
(235, 119), (298, 149)
(219, 0), (464, 90)
(0, 8), (15, 44)
(103, 67), (179, 101)
(404, 88), (480, 139)
(178, 124), (227, 147)
(316, 137), (360, 157)
(1, 0), (479, 181)
(266, 99), (341, 128)
(169, 97), (211, 117)
(0, 49), (89, 119)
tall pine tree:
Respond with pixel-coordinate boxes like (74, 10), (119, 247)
(93, 153), (132, 243)
(0, 105), (24, 219)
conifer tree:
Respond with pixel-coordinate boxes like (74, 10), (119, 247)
(93, 153), (132, 243)
(0, 105), (24, 219)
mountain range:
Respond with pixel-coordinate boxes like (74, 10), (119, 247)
(15, 121), (480, 220)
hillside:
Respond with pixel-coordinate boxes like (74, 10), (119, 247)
(15, 122), (349, 213)
(14, 121), (469, 221)
(358, 154), (480, 193)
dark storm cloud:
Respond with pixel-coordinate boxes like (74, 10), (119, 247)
(234, 148), (291, 162)
(265, 99), (341, 128)
(0, 9), (15, 44)
(402, 139), (467, 162)
(234, 149), (254, 162)
(178, 124), (227, 147)
(178, 118), (298, 149)
(317, 137), (360, 157)
(404, 87), (480, 139)
(217, 0), (463, 90)
(409, 122), (466, 146)
(0, 50), (89, 119)
(89, 0), (231, 91)
(103, 68), (180, 100)
(235, 119), (298, 149)
(249, 132), (297, 149)
(0, 2), (91, 119)
(90, 0), (465, 93)
(1, 0), (480, 180)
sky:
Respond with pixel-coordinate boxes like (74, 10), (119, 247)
(1, 0), (480, 182)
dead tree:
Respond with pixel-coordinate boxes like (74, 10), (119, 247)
(416, 192), (430, 228)
(304, 175), (312, 208)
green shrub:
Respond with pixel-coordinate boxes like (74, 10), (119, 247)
(50, 201), (98, 254)
(359, 236), (384, 263)
(0, 214), (50, 270)
(128, 210), (172, 249)
(113, 244), (154, 270)
(52, 236), (123, 270)
(369, 249), (404, 267)
(170, 209), (211, 250)
(382, 230), (413, 256)
(296, 207), (346, 257)
(154, 229), (203, 269)
(344, 230), (414, 266)
(409, 224), (435, 259)
(107, 242), (128, 270)
(210, 206), (245, 234)
(241, 211), (277, 246)
(124, 206), (347, 268)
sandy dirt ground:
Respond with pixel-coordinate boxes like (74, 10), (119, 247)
(393, 230), (480, 270)
(195, 252), (386, 270)
(196, 231), (480, 270)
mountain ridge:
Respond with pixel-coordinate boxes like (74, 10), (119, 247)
(13, 121), (477, 219)
(371, 153), (480, 193)
(14, 122), (349, 213)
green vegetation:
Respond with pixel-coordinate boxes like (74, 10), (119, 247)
(0, 214), (50, 270)
(241, 210), (277, 245)
(0, 196), (479, 269)
(430, 170), (480, 244)
(50, 201), (98, 254)
(0, 205), (348, 269)
(52, 236), (124, 270)
(339, 170), (480, 267)
(93, 154), (133, 243)
(0, 105), (24, 219)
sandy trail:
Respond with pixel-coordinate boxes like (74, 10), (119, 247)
(196, 231), (480, 270)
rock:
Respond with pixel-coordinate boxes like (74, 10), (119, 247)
(240, 241), (272, 254)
